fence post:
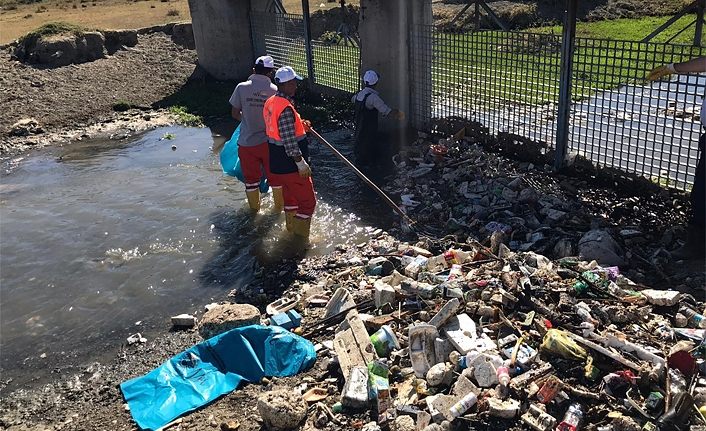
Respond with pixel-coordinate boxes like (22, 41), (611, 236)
(696, 0), (705, 47)
(554, 0), (577, 170)
(301, 0), (316, 83)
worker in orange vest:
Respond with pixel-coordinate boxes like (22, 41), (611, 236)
(263, 66), (315, 241)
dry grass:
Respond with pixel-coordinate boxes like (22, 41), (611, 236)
(0, 0), (356, 44)
(0, 0), (191, 44)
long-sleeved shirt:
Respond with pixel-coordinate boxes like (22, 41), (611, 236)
(352, 87), (392, 116)
(275, 91), (303, 158)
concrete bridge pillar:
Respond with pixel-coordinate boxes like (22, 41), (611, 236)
(188, 0), (254, 81)
(359, 0), (433, 132)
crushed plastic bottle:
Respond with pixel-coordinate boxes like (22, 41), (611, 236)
(556, 403), (583, 431)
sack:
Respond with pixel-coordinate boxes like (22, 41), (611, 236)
(220, 125), (269, 193)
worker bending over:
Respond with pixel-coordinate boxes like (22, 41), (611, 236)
(352, 70), (404, 168)
(264, 66), (316, 241)
(229, 55), (281, 213)
(648, 57), (705, 258)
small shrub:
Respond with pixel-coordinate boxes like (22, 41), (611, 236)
(166, 8), (179, 16)
(319, 30), (341, 45)
(112, 100), (132, 111)
(168, 106), (203, 127)
(35, 5), (46, 12)
(161, 132), (176, 140)
(23, 12), (31, 18)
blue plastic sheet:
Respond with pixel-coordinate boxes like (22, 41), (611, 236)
(120, 325), (316, 431)
(220, 125), (269, 193)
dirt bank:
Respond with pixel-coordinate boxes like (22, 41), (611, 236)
(0, 31), (198, 157)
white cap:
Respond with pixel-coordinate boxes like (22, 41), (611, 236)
(255, 55), (275, 68)
(274, 66), (303, 84)
(363, 70), (379, 86)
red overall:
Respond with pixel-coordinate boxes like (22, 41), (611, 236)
(263, 95), (316, 219)
(237, 143), (280, 192)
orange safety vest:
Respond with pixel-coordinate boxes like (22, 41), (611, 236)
(263, 95), (306, 145)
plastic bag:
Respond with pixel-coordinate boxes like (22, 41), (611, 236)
(540, 329), (588, 361)
(220, 125), (269, 193)
(120, 325), (316, 430)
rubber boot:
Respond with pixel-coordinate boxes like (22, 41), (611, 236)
(292, 217), (311, 240)
(285, 211), (296, 232)
(272, 187), (284, 214)
(672, 224), (705, 260)
(245, 190), (260, 212)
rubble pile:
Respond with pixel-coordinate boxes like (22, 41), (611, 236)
(384, 128), (696, 287)
(242, 232), (705, 431)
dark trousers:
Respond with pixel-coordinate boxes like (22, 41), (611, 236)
(693, 134), (705, 227)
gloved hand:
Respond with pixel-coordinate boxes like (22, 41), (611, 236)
(647, 63), (676, 81)
(390, 109), (406, 121)
(302, 119), (312, 132)
(295, 158), (311, 178)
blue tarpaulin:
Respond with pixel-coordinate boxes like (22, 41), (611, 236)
(220, 125), (269, 193)
(120, 325), (316, 431)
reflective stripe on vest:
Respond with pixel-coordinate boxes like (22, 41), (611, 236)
(263, 95), (306, 145)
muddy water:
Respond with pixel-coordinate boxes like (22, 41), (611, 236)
(0, 126), (392, 389)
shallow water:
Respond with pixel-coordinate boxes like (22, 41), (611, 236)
(0, 126), (392, 388)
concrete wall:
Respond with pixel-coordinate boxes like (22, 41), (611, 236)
(188, 0), (254, 81)
(359, 0), (432, 132)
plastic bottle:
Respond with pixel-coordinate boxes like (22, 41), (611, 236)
(449, 392), (478, 418)
(497, 366), (511, 388)
(678, 305), (706, 329)
(447, 264), (463, 281)
(556, 403), (583, 431)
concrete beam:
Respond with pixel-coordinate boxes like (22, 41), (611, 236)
(359, 0), (432, 132)
(188, 0), (254, 81)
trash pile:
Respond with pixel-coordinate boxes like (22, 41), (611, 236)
(248, 232), (705, 431)
(384, 128), (696, 287)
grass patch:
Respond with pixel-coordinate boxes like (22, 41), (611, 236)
(112, 100), (132, 111)
(168, 105), (204, 127)
(426, 15), (706, 109)
(156, 79), (234, 123)
(536, 15), (703, 45)
(161, 132), (176, 140)
(19, 20), (86, 43)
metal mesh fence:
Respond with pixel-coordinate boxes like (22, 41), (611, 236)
(412, 25), (706, 190)
(570, 38), (704, 189)
(251, 12), (310, 77)
(251, 11), (360, 94)
(310, 40), (360, 93)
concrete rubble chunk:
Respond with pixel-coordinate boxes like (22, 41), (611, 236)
(442, 314), (477, 354)
(428, 298), (461, 328)
(257, 389), (307, 431)
(394, 415), (416, 431)
(171, 313), (196, 328)
(324, 287), (355, 319)
(334, 311), (376, 379)
(641, 289), (681, 306)
(374, 281), (397, 309)
(198, 303), (260, 339)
